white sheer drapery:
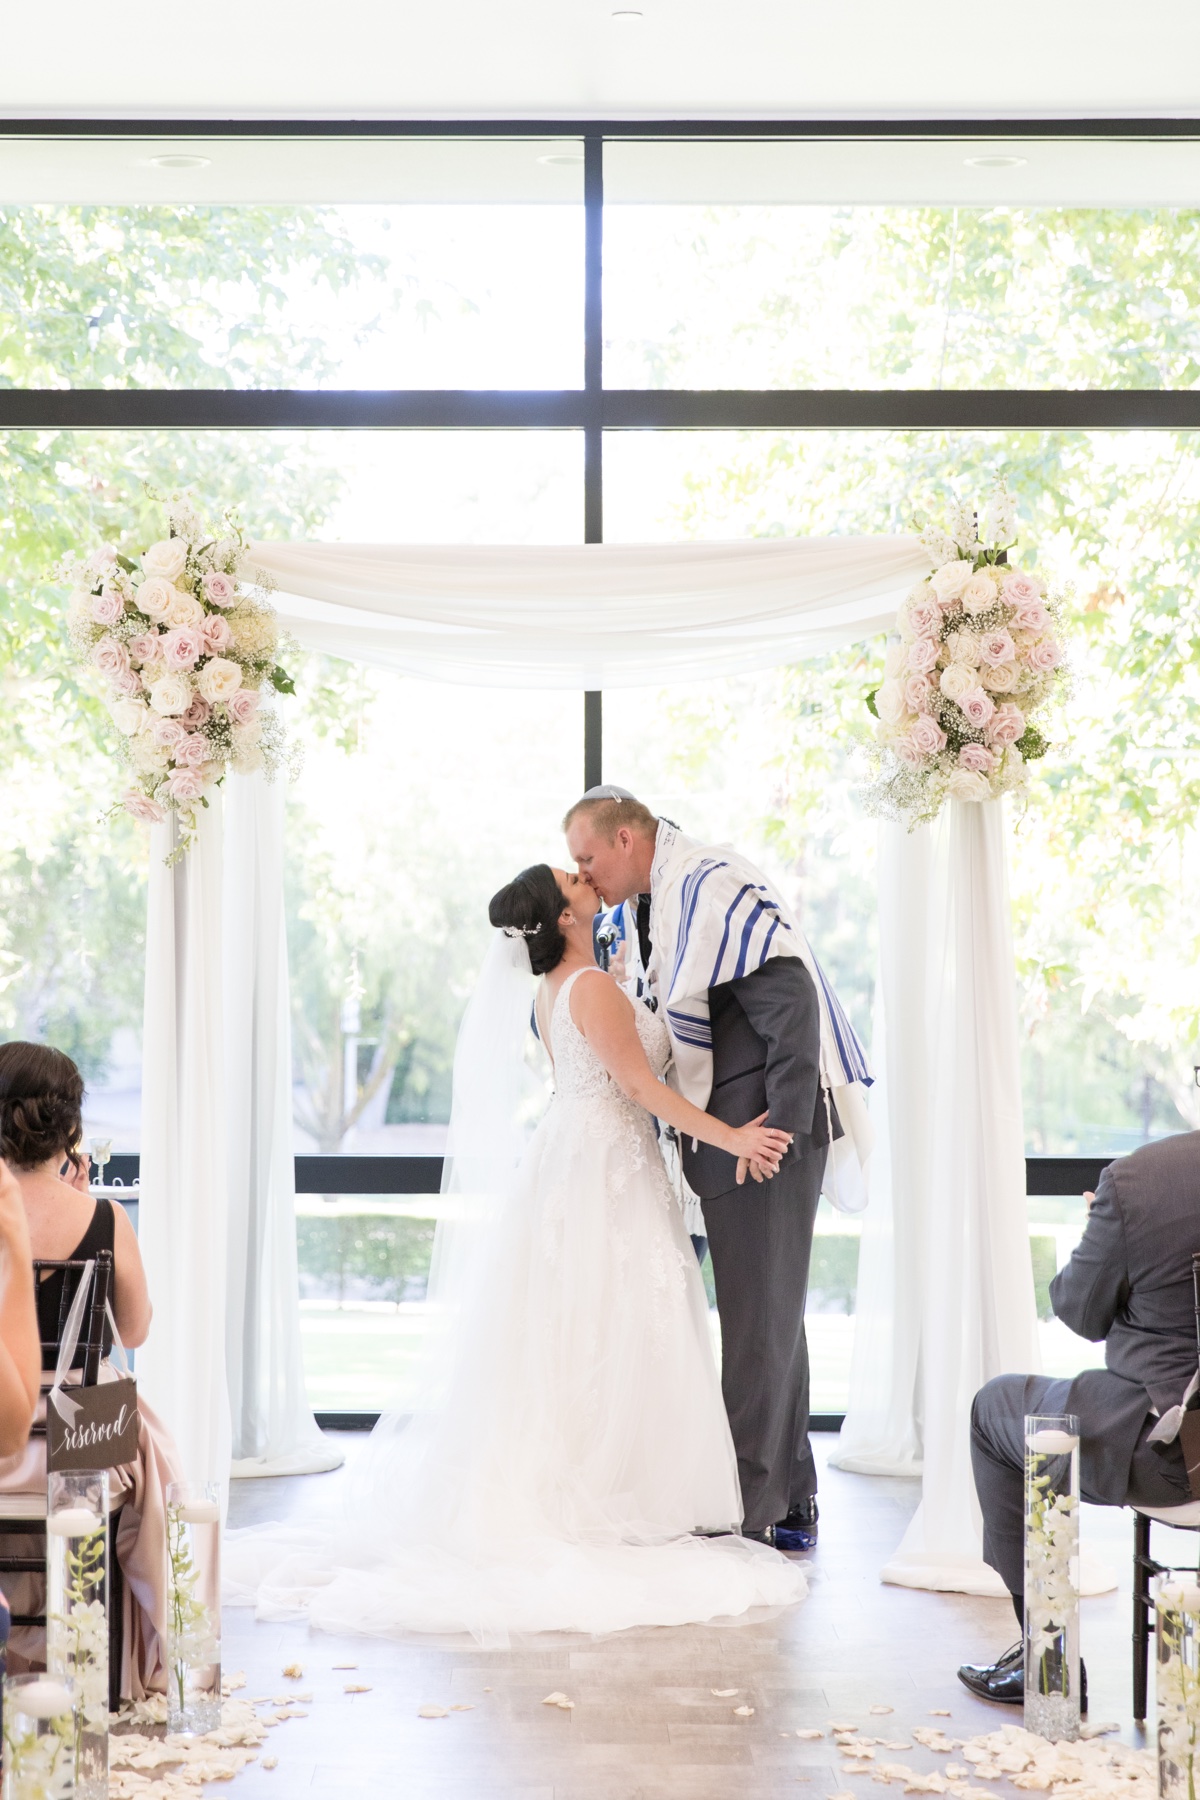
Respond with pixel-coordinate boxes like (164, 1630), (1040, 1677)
(247, 538), (931, 686)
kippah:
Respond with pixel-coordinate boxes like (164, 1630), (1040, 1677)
(580, 785), (638, 802)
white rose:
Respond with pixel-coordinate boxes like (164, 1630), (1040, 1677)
(110, 698), (147, 736)
(960, 573), (998, 617)
(164, 589), (204, 629)
(950, 630), (981, 667)
(981, 662), (1019, 693)
(940, 663), (975, 703)
(148, 672), (192, 716)
(130, 732), (170, 772)
(142, 539), (188, 583)
(875, 680), (908, 726)
(197, 656), (243, 704)
(947, 767), (992, 803)
(135, 577), (176, 622)
(930, 559), (974, 604)
(883, 641), (908, 680)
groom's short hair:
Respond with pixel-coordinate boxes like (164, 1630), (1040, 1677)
(562, 794), (658, 842)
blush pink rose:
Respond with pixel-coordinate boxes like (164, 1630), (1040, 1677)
(180, 692), (212, 729)
(128, 631), (164, 665)
(90, 587), (124, 626)
(166, 765), (208, 802)
(202, 571), (238, 607)
(893, 734), (925, 768)
(987, 702), (1026, 746)
(1027, 636), (1062, 672)
(114, 667), (143, 696)
(162, 626), (202, 669)
(151, 717), (187, 751)
(227, 688), (260, 726)
(1001, 572), (1042, 608)
(909, 714), (947, 756)
(959, 743), (997, 774)
(92, 636), (130, 679)
(174, 732), (210, 768)
(958, 687), (996, 729)
(978, 629), (1017, 669)
(903, 674), (933, 714)
(905, 596), (942, 639)
(200, 613), (233, 653)
(1013, 599), (1050, 633)
(123, 789), (166, 824)
(907, 637), (940, 676)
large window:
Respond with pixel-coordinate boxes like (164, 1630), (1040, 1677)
(4, 126), (1200, 1413)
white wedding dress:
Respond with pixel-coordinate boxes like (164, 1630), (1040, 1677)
(226, 966), (807, 1642)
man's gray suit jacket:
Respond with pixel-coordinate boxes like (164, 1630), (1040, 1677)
(1048, 1129), (1200, 1498)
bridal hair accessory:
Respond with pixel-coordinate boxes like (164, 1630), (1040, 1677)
(60, 493), (294, 865)
(864, 479), (1068, 830)
(502, 925), (540, 939)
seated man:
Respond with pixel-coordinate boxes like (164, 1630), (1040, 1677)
(959, 1129), (1200, 1703)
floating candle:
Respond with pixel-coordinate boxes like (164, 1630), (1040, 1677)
(175, 1499), (219, 1524)
(46, 1507), (103, 1538)
(1026, 1429), (1078, 1454)
(12, 1678), (74, 1718)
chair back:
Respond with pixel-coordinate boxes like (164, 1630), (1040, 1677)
(33, 1249), (114, 1388)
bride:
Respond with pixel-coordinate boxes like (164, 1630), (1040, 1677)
(227, 864), (809, 1642)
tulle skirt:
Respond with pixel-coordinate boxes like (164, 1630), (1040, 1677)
(225, 1094), (807, 1641)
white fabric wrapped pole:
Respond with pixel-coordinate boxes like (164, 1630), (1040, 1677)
(223, 772), (343, 1479)
(137, 802), (232, 1492)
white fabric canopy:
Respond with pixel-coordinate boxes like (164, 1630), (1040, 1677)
(247, 538), (930, 687)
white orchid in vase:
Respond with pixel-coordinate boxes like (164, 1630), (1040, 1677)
(864, 481), (1068, 829)
(62, 494), (293, 862)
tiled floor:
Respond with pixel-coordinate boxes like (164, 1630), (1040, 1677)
(222, 1434), (1174, 1798)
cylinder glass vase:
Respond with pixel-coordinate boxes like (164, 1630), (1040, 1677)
(46, 1470), (109, 1799)
(3, 1674), (78, 1800)
(166, 1480), (221, 1734)
(1023, 1413), (1081, 1741)
(1153, 1572), (1200, 1800)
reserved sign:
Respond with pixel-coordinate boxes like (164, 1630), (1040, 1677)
(47, 1378), (139, 1473)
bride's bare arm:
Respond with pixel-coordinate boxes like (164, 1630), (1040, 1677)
(569, 971), (792, 1173)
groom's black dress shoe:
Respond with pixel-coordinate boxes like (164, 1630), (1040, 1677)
(775, 1498), (818, 1552)
(957, 1642), (1088, 1713)
(742, 1526), (776, 1546)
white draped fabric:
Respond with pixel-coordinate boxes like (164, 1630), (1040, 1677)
(247, 538), (931, 687)
(138, 802), (232, 1493)
(223, 775), (343, 1479)
(833, 803), (1041, 1593)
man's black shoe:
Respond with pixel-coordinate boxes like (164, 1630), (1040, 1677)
(742, 1526), (776, 1546)
(775, 1498), (818, 1552)
(957, 1643), (1088, 1713)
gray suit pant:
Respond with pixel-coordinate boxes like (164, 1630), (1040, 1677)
(971, 1371), (1190, 1599)
(701, 1135), (826, 1534)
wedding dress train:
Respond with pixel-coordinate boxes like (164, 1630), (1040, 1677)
(225, 966), (807, 1642)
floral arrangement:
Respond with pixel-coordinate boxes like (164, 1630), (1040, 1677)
(1024, 1426), (1081, 1742)
(1154, 1576), (1200, 1800)
(865, 484), (1067, 828)
(47, 1514), (108, 1789)
(62, 494), (293, 861)
(166, 1499), (221, 1728)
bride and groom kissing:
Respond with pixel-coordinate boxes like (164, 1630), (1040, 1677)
(231, 788), (872, 1639)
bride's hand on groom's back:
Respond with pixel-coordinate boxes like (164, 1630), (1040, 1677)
(731, 1113), (792, 1184)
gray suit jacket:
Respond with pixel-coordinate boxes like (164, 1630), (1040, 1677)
(1050, 1131), (1200, 1422)
(680, 957), (833, 1202)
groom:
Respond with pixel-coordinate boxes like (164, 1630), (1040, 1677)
(565, 786), (870, 1548)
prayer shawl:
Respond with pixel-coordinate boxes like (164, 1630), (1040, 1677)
(647, 821), (875, 1214)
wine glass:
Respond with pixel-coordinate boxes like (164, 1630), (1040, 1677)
(88, 1137), (112, 1190)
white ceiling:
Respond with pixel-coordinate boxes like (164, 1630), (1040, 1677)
(1, 0), (1199, 123)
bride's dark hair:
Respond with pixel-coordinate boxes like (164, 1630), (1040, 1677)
(488, 864), (569, 977)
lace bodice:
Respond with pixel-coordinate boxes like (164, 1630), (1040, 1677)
(549, 968), (671, 1102)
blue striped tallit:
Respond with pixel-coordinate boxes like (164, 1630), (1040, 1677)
(648, 823), (872, 1114)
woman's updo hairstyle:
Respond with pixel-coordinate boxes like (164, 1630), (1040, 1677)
(488, 864), (569, 977)
(0, 1042), (85, 1172)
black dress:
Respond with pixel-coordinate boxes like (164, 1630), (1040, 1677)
(36, 1198), (116, 1372)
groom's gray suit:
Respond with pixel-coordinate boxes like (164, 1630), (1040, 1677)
(971, 1131), (1200, 1601)
(681, 957), (834, 1535)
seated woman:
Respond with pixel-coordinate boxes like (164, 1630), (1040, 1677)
(0, 1041), (184, 1700)
(0, 1153), (45, 1708)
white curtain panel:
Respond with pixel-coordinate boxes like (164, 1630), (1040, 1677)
(137, 801), (233, 1492)
(247, 538), (930, 687)
(223, 773), (344, 1479)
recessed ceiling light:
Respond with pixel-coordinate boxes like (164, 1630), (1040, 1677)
(538, 152), (585, 166)
(963, 154), (1028, 170)
(146, 154), (213, 170)
(611, 8), (645, 19)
